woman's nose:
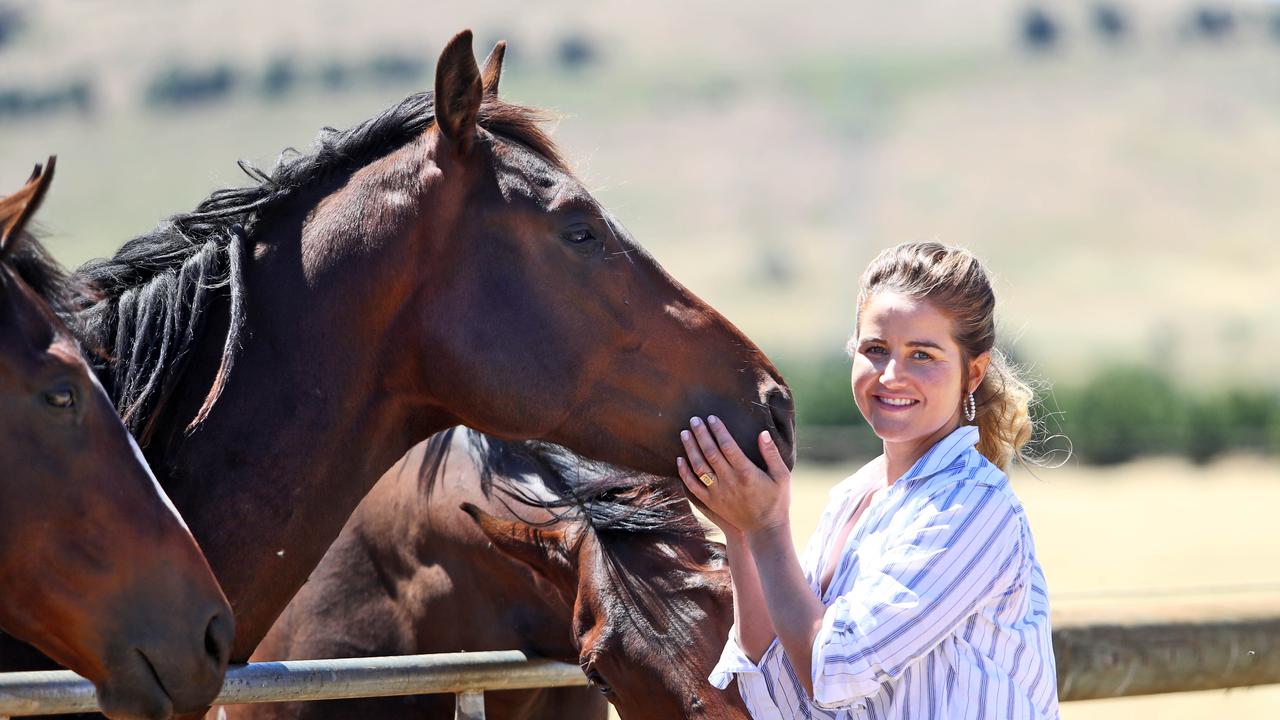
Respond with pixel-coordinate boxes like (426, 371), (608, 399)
(881, 357), (906, 385)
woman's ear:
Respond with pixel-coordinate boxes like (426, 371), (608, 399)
(969, 351), (992, 394)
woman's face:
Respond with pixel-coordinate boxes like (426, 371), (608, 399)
(851, 291), (982, 450)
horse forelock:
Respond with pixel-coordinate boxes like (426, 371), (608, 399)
(1, 233), (96, 346)
(74, 91), (570, 443)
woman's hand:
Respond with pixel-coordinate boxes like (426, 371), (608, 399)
(676, 415), (792, 537)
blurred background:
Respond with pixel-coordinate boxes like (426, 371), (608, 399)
(2, 0), (1278, 716)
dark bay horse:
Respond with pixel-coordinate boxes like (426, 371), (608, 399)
(237, 429), (743, 720)
(0, 28), (794, 690)
(0, 159), (233, 719)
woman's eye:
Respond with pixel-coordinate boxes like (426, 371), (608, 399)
(44, 386), (76, 409)
(563, 227), (595, 245)
(864, 346), (886, 355)
(912, 350), (933, 361)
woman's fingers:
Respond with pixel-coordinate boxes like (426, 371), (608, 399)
(706, 415), (754, 471)
(680, 429), (714, 479)
(758, 430), (790, 481)
(677, 456), (710, 503)
(676, 455), (697, 484)
(689, 417), (733, 477)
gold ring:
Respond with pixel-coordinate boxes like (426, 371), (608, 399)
(698, 472), (717, 487)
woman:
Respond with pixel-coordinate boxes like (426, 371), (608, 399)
(678, 242), (1058, 719)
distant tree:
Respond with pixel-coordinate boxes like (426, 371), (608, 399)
(146, 63), (238, 108)
(0, 3), (24, 52)
(66, 78), (93, 114)
(1190, 5), (1235, 41)
(1218, 388), (1280, 454)
(1092, 3), (1129, 44)
(557, 32), (598, 71)
(260, 56), (298, 99)
(367, 53), (427, 84)
(1021, 6), (1061, 52)
(1059, 366), (1186, 465)
(0, 79), (95, 121)
(783, 353), (861, 428)
(1185, 396), (1228, 465)
(319, 60), (352, 91)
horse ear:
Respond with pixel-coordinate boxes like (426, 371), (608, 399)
(461, 502), (577, 597)
(480, 40), (506, 97)
(434, 30), (483, 156)
(0, 156), (55, 256)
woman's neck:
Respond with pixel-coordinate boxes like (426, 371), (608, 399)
(882, 417), (963, 485)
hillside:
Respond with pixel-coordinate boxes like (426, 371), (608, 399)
(1, 0), (1277, 384)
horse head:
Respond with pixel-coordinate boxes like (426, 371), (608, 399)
(292, 30), (795, 476)
(463, 480), (747, 719)
(0, 159), (232, 719)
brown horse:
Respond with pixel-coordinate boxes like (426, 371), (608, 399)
(237, 428), (743, 720)
(0, 28), (793, 695)
(0, 159), (233, 720)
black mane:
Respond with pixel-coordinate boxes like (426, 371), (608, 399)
(74, 91), (566, 443)
(427, 427), (725, 660)
(424, 427), (709, 542)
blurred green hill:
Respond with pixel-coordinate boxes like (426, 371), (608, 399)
(2, 0), (1278, 460)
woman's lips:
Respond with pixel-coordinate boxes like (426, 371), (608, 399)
(874, 395), (919, 411)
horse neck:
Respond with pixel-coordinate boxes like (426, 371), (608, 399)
(144, 214), (452, 660)
(406, 453), (580, 660)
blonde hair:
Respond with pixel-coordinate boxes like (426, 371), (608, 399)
(855, 241), (1035, 470)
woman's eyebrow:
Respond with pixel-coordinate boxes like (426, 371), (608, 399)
(907, 340), (945, 350)
(859, 337), (945, 351)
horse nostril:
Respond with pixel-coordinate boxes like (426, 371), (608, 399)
(203, 612), (233, 668)
(765, 386), (795, 448)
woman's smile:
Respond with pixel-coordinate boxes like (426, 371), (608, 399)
(873, 395), (920, 410)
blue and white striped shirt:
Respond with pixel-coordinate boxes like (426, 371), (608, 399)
(710, 425), (1059, 719)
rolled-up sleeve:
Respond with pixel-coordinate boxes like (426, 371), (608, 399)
(809, 483), (1024, 710)
(709, 627), (759, 688)
(709, 630), (786, 719)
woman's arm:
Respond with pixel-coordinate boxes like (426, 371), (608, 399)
(742, 521), (826, 696)
(723, 531), (777, 661)
(678, 417), (824, 692)
(675, 455), (778, 659)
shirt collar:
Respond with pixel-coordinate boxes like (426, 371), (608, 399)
(829, 424), (982, 501)
(896, 424), (981, 485)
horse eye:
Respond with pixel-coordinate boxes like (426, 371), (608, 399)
(44, 385), (76, 409)
(586, 670), (612, 696)
(563, 227), (595, 245)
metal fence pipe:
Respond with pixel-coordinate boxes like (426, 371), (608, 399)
(0, 651), (587, 717)
(5, 602), (1280, 716)
(454, 690), (486, 720)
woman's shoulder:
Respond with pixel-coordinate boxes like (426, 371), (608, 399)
(920, 448), (1026, 517)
